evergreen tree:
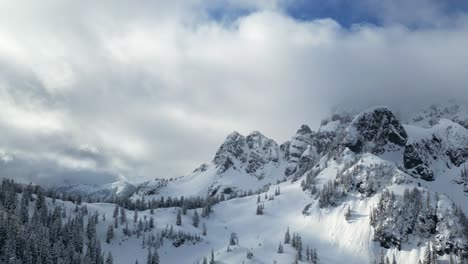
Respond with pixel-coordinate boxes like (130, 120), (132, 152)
(202, 223), (207, 236)
(229, 232), (238, 246)
(284, 227), (290, 244)
(152, 249), (159, 264)
(256, 204), (264, 215)
(106, 252), (113, 264)
(193, 209), (199, 228)
(176, 209), (182, 226)
(378, 249), (386, 264)
(210, 248), (215, 264)
(147, 249), (153, 264)
(106, 225), (114, 244)
(312, 248), (318, 264)
(278, 242), (283, 254)
(19, 193), (29, 224)
(246, 250), (254, 259)
(345, 206), (352, 221)
(430, 242), (437, 264)
(120, 207), (127, 224)
(423, 243), (432, 264)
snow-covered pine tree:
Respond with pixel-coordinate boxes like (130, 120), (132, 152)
(193, 209), (199, 227)
(147, 249), (153, 264)
(176, 209), (182, 226)
(229, 232), (238, 246)
(152, 249), (160, 264)
(106, 252), (113, 264)
(377, 249), (386, 264)
(246, 250), (254, 259)
(114, 214), (119, 228)
(345, 205), (352, 221)
(210, 248), (215, 264)
(120, 206), (127, 224)
(278, 241), (283, 254)
(285, 227), (290, 244)
(106, 224), (114, 243)
(461, 166), (468, 183)
(113, 204), (119, 219)
(423, 242), (432, 264)
(256, 204), (264, 215)
(312, 248), (318, 264)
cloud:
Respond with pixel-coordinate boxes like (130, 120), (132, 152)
(0, 0), (467, 185)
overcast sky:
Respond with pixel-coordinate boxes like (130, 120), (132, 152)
(0, 0), (468, 186)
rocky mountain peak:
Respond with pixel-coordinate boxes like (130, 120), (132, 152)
(343, 106), (408, 154)
(212, 131), (280, 177)
(296, 124), (312, 135)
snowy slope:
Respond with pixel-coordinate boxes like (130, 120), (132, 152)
(410, 102), (468, 129)
(46, 152), (463, 264)
(31, 103), (468, 264)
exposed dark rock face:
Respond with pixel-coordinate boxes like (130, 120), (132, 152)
(404, 121), (468, 181)
(343, 106), (408, 154)
(213, 132), (247, 173)
(447, 148), (468, 167)
(403, 140), (439, 181)
(284, 125), (315, 176)
(284, 120), (349, 177)
(212, 131), (280, 177)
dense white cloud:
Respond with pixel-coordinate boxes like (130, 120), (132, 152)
(0, 0), (467, 185)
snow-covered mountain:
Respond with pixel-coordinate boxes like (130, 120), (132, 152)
(410, 101), (468, 129)
(14, 102), (468, 264)
(54, 180), (137, 201)
(132, 131), (287, 200)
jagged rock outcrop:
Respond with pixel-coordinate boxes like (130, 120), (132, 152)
(403, 137), (439, 181)
(404, 119), (468, 181)
(284, 125), (315, 176)
(213, 131), (280, 178)
(343, 106), (408, 154)
(283, 118), (350, 177)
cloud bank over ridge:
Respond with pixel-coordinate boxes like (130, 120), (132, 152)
(0, 0), (467, 185)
